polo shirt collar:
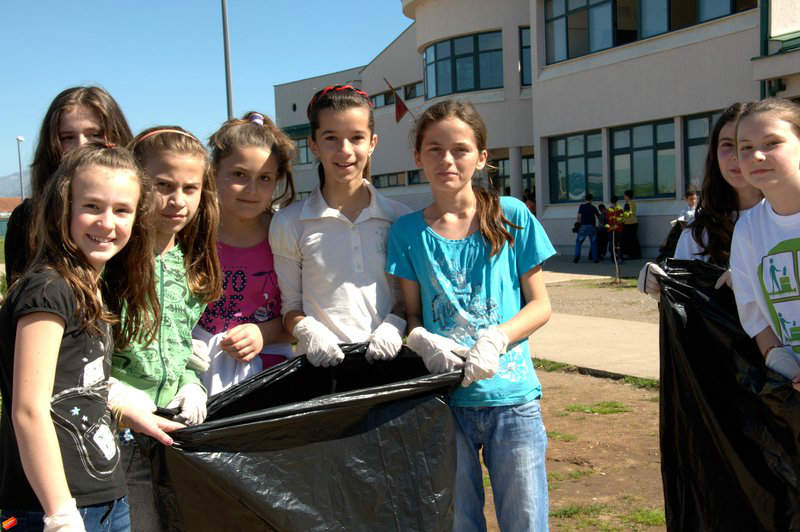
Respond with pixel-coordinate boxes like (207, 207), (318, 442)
(300, 179), (394, 223)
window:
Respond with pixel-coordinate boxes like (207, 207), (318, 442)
(370, 90), (401, 108)
(294, 138), (312, 165)
(545, 0), (756, 64)
(373, 172), (405, 188)
(424, 31), (503, 99)
(522, 155), (535, 195)
(295, 190), (312, 201)
(549, 131), (602, 203)
(408, 169), (429, 184)
(520, 27), (531, 86)
(489, 159), (509, 193)
(684, 110), (722, 191)
(546, 0), (614, 63)
(405, 81), (424, 100)
(612, 119), (675, 198)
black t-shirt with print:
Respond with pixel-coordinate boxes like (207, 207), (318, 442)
(0, 268), (126, 511)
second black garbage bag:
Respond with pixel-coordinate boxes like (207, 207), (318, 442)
(658, 259), (800, 531)
(141, 344), (459, 532)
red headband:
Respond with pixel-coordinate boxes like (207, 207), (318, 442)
(307, 84), (373, 118)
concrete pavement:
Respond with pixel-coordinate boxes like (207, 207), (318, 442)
(532, 254), (660, 381)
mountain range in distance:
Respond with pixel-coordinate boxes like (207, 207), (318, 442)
(0, 170), (31, 198)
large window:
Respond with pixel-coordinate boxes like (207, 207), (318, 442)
(405, 81), (424, 100)
(408, 169), (429, 184)
(545, 0), (756, 64)
(370, 89), (401, 108)
(424, 31), (503, 99)
(489, 159), (510, 193)
(522, 155), (535, 194)
(550, 131), (602, 203)
(612, 120), (675, 198)
(684, 110), (722, 191)
(294, 138), (311, 165)
(372, 172), (405, 189)
(520, 27), (531, 86)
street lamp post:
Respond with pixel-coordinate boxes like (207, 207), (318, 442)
(16, 136), (24, 200)
(221, 0), (234, 119)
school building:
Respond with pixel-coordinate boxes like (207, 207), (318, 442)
(273, 0), (800, 255)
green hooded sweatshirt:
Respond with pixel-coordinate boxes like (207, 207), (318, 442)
(112, 245), (206, 407)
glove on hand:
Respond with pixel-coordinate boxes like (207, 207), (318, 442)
(365, 314), (407, 362)
(187, 338), (211, 373)
(43, 498), (85, 532)
(294, 316), (345, 367)
(166, 383), (207, 426)
(107, 377), (156, 413)
(714, 270), (732, 290)
(406, 327), (468, 374)
(765, 346), (800, 381)
(462, 327), (509, 387)
(637, 262), (666, 301)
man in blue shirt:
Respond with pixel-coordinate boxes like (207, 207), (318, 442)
(575, 193), (600, 263)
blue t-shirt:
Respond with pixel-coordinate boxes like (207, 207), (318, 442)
(386, 196), (556, 407)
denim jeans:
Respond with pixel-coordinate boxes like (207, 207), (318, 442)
(574, 224), (598, 260)
(5, 497), (130, 532)
(451, 399), (549, 532)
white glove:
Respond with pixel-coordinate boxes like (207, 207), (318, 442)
(406, 327), (468, 374)
(294, 316), (345, 367)
(714, 270), (732, 290)
(187, 338), (211, 373)
(107, 377), (156, 413)
(43, 498), (85, 532)
(765, 346), (800, 381)
(462, 327), (509, 387)
(366, 314), (406, 362)
(637, 262), (666, 301)
(166, 383), (207, 425)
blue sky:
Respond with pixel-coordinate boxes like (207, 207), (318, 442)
(1, 1), (412, 178)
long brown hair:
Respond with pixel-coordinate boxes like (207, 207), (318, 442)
(131, 126), (222, 303)
(209, 111), (296, 210)
(691, 103), (751, 266)
(26, 143), (159, 350)
(306, 84), (374, 187)
(31, 86), (133, 200)
(413, 99), (517, 257)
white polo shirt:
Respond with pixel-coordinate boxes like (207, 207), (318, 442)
(269, 180), (412, 343)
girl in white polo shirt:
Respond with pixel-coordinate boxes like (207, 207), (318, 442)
(269, 85), (411, 366)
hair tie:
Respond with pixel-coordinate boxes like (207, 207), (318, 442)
(248, 113), (265, 126)
(104, 142), (116, 149)
(132, 128), (200, 148)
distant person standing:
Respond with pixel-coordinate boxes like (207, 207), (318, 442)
(678, 188), (698, 222)
(622, 189), (642, 259)
(574, 193), (600, 263)
(524, 188), (537, 217)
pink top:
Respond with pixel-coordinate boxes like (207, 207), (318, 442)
(198, 238), (282, 336)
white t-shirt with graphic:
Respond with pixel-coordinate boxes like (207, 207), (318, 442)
(731, 199), (800, 350)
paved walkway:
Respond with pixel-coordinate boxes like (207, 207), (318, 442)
(533, 254), (660, 381)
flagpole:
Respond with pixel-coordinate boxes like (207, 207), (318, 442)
(384, 78), (416, 122)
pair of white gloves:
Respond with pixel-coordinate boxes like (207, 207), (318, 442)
(406, 326), (509, 387)
(637, 262), (731, 302)
(293, 314), (407, 367)
(107, 377), (207, 426)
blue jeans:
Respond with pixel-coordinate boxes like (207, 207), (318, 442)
(574, 224), (598, 260)
(4, 497), (130, 532)
(451, 400), (549, 532)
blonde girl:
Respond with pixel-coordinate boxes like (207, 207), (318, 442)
(110, 126), (222, 531)
(5, 86), (133, 285)
(195, 112), (295, 395)
(0, 144), (180, 532)
(386, 100), (555, 530)
(730, 98), (800, 390)
(269, 85), (411, 367)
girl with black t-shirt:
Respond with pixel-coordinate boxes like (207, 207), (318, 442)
(0, 144), (182, 531)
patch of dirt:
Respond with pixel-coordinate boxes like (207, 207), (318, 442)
(547, 279), (660, 324)
(482, 369), (665, 531)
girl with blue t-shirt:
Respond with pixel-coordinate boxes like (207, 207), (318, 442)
(386, 100), (555, 531)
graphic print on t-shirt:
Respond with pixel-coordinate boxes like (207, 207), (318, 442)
(198, 268), (281, 334)
(758, 239), (800, 351)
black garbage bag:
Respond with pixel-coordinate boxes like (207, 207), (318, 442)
(140, 344), (459, 532)
(658, 259), (800, 531)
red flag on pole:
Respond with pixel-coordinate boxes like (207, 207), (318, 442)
(384, 78), (410, 123)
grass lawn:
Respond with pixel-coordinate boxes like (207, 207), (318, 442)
(0, 235), (4, 263)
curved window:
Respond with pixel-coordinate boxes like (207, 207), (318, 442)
(424, 31), (503, 99)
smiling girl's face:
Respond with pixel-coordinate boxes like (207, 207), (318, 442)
(737, 111), (800, 193)
(309, 106), (377, 188)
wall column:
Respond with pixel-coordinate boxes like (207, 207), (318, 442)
(509, 146), (522, 198)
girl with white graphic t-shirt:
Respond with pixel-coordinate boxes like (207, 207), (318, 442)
(730, 98), (800, 391)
